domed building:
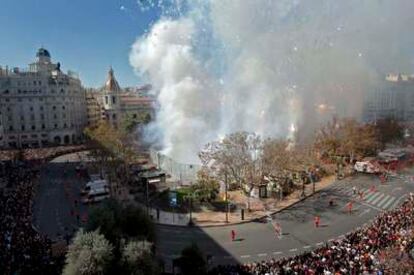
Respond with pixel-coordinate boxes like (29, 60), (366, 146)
(0, 48), (87, 148)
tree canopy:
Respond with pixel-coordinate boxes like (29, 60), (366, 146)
(63, 230), (113, 275)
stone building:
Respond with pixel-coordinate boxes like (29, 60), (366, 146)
(0, 48), (87, 148)
(363, 73), (414, 123)
(100, 67), (155, 128)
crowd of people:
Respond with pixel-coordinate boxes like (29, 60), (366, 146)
(0, 144), (87, 162)
(209, 195), (414, 274)
(0, 162), (60, 274)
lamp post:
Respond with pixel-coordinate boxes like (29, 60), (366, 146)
(225, 171), (229, 223)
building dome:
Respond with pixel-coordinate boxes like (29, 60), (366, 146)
(36, 48), (51, 58)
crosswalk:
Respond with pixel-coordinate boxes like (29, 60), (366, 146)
(330, 186), (400, 210)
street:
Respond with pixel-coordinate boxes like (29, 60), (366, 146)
(155, 170), (414, 270)
(32, 154), (89, 239)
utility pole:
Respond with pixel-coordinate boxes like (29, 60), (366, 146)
(145, 178), (149, 217)
(225, 171), (229, 223)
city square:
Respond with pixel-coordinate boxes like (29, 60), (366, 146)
(1, 1), (414, 275)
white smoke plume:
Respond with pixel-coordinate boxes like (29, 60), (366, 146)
(130, 0), (414, 163)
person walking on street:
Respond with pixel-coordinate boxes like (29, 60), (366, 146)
(347, 202), (353, 214)
(314, 216), (320, 228)
(231, 230), (236, 241)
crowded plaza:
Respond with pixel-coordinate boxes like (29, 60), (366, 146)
(0, 161), (61, 274)
(209, 195), (414, 274)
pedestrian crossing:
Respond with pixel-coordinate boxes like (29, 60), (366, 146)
(330, 185), (400, 210)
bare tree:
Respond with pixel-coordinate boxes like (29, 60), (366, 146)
(199, 132), (262, 193)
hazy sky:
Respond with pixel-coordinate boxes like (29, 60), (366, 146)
(0, 0), (161, 87)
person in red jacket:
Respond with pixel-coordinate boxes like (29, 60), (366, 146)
(314, 216), (320, 228)
(231, 229), (236, 241)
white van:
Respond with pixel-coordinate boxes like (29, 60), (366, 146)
(82, 186), (110, 204)
(81, 180), (108, 194)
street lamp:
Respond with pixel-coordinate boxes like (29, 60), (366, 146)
(225, 171), (229, 223)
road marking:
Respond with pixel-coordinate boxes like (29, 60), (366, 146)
(391, 187), (403, 193)
(391, 194), (407, 209)
(365, 192), (381, 203)
(303, 245), (311, 249)
(316, 242), (323, 246)
(289, 248), (297, 252)
(358, 208), (371, 217)
(377, 195), (391, 208)
(273, 251), (283, 255)
(371, 193), (385, 205)
(241, 255), (251, 258)
(358, 200), (383, 211)
(382, 197), (396, 209)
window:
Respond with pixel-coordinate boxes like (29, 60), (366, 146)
(112, 114), (116, 119)
(5, 99), (9, 102)
(3, 90), (9, 94)
(30, 106), (33, 111)
(63, 123), (67, 128)
(105, 96), (109, 104)
(133, 114), (137, 119)
(112, 96), (116, 104)
(21, 125), (25, 131)
(31, 125), (36, 130)
(52, 106), (56, 110)
(62, 105), (65, 110)
(62, 114), (66, 119)
(54, 124), (58, 129)
(20, 115), (24, 121)
(40, 114), (45, 120)
(31, 134), (37, 138)
(8, 116), (12, 121)
(30, 115), (35, 120)
(40, 106), (44, 111)
(41, 124), (45, 130)
(53, 114), (57, 119)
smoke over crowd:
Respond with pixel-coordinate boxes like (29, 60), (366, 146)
(129, 0), (414, 163)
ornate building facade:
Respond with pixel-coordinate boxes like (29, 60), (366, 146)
(0, 48), (87, 148)
(99, 67), (155, 128)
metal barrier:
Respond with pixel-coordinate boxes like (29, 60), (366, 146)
(149, 149), (201, 185)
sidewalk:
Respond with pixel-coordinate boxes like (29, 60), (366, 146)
(117, 175), (336, 227)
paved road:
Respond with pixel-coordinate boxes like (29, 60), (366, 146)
(156, 170), (414, 270)
(32, 156), (89, 240)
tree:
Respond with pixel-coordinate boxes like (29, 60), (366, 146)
(86, 200), (155, 244)
(120, 112), (152, 134)
(314, 118), (379, 162)
(122, 240), (160, 275)
(178, 244), (207, 275)
(192, 169), (220, 202)
(375, 118), (404, 147)
(63, 230), (113, 275)
(198, 132), (262, 191)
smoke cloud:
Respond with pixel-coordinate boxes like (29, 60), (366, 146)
(130, 0), (414, 163)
